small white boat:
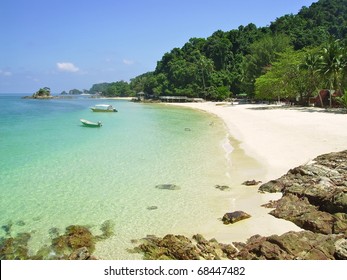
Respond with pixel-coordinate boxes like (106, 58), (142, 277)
(90, 104), (117, 112)
(80, 118), (102, 127)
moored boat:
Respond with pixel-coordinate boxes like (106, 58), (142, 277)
(80, 118), (102, 127)
(90, 104), (117, 112)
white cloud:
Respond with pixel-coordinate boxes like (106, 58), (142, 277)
(123, 59), (134, 65)
(0, 70), (12, 76)
(56, 62), (79, 72)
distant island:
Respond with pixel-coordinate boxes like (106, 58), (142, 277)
(60, 89), (90, 95)
(22, 87), (54, 99)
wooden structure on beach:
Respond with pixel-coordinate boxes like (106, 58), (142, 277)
(309, 89), (342, 107)
(159, 96), (188, 102)
(159, 96), (205, 103)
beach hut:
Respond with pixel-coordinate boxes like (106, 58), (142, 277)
(137, 92), (146, 101)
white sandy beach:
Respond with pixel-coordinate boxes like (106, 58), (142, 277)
(167, 102), (347, 243)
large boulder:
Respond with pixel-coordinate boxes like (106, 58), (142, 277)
(222, 211), (251, 224)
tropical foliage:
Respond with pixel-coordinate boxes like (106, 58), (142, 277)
(33, 87), (51, 98)
(89, 0), (347, 103)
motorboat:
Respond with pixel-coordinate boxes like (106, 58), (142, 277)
(90, 104), (117, 112)
(80, 118), (102, 127)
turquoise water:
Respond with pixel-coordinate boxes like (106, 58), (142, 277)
(0, 94), (233, 259)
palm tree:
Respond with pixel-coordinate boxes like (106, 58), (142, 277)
(317, 38), (344, 107)
(300, 52), (321, 106)
(195, 52), (214, 97)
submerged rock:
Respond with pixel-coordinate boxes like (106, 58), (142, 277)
(51, 225), (95, 258)
(96, 220), (115, 240)
(0, 232), (31, 260)
(215, 185), (230, 191)
(242, 180), (262, 186)
(155, 184), (181, 190)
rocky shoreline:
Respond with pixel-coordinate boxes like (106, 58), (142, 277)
(1, 151), (346, 260)
(132, 150), (347, 260)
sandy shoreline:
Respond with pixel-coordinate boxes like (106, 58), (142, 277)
(166, 102), (347, 243)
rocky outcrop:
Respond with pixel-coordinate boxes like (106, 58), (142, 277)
(131, 234), (238, 260)
(234, 231), (345, 260)
(259, 150), (347, 235)
(131, 231), (346, 260)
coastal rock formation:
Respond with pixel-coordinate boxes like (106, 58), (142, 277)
(222, 211), (251, 224)
(131, 231), (345, 260)
(233, 231), (345, 260)
(259, 150), (347, 235)
(131, 234), (237, 260)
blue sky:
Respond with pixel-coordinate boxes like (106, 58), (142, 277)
(0, 0), (317, 93)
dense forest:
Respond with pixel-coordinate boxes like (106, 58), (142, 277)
(89, 0), (347, 105)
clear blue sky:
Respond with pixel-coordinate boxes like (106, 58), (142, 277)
(0, 0), (317, 93)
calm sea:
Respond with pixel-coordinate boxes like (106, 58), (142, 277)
(0, 94), (233, 259)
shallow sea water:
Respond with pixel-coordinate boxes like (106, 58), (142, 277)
(0, 95), (234, 259)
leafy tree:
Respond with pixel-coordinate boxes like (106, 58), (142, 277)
(241, 34), (291, 96)
(299, 49), (324, 105)
(255, 49), (306, 102)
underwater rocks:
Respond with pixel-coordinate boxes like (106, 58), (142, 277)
(0, 220), (115, 260)
(242, 180), (262, 186)
(215, 185), (230, 191)
(155, 184), (181, 190)
(259, 150), (347, 235)
(51, 225), (96, 258)
(0, 232), (31, 260)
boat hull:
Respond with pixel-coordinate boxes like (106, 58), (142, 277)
(90, 108), (117, 112)
(80, 119), (102, 127)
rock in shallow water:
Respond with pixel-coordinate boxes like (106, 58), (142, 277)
(222, 211), (251, 224)
(155, 184), (181, 190)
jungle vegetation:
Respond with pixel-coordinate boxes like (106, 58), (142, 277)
(90, 0), (347, 104)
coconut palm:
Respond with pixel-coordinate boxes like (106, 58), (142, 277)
(317, 38), (344, 107)
(300, 51), (321, 106)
